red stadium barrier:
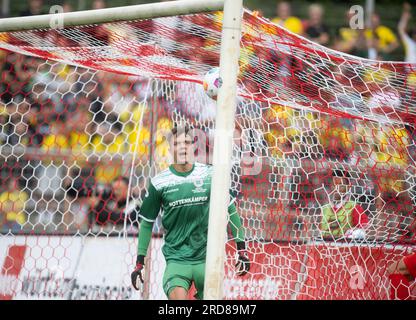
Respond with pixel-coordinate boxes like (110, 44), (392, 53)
(224, 241), (416, 300)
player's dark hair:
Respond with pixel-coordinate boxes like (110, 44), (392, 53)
(168, 124), (193, 142)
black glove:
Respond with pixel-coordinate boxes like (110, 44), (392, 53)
(131, 255), (145, 291)
(235, 242), (250, 277)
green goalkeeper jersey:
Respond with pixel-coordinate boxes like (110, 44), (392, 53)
(139, 162), (242, 264)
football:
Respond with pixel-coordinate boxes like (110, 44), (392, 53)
(203, 67), (222, 100)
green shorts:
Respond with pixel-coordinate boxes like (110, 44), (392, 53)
(162, 262), (205, 300)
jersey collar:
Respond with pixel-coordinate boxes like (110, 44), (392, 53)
(169, 163), (195, 177)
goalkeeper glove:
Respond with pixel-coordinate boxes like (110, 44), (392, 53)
(131, 255), (145, 291)
(235, 242), (250, 276)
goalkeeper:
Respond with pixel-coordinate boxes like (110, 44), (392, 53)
(131, 124), (250, 300)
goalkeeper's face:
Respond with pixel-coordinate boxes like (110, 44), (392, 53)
(170, 132), (194, 165)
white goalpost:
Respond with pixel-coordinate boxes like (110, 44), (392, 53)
(1, 0), (415, 301)
(204, 0), (243, 300)
(0, 0), (243, 300)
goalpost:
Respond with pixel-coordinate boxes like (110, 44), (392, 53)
(0, 0), (415, 300)
(204, 0), (243, 300)
(0, 0), (225, 32)
(0, 0), (243, 300)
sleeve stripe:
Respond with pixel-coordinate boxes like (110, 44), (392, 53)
(138, 214), (155, 223)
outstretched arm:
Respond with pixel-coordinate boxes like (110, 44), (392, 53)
(137, 220), (154, 258)
(131, 219), (153, 291)
(398, 2), (412, 39)
(131, 181), (161, 290)
(228, 201), (250, 276)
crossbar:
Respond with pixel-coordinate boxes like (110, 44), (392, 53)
(0, 0), (224, 32)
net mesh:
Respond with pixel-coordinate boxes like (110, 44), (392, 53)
(0, 9), (415, 300)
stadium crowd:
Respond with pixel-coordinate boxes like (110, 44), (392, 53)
(0, 0), (415, 243)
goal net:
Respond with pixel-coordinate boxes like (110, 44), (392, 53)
(0, 6), (415, 300)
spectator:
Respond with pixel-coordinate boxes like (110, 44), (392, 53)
(92, 0), (106, 10)
(33, 63), (76, 107)
(263, 104), (301, 160)
(85, 183), (112, 233)
(319, 169), (369, 240)
(41, 120), (69, 153)
(271, 1), (304, 35)
(252, 9), (264, 18)
(0, 105), (8, 145)
(6, 118), (30, 147)
(0, 178), (28, 233)
(124, 114), (151, 160)
(87, 176), (141, 233)
(91, 121), (126, 185)
(1, 101), (31, 148)
(319, 117), (353, 161)
(19, 0), (45, 16)
(303, 4), (330, 46)
(350, 120), (377, 168)
(62, 2), (73, 13)
(105, 81), (138, 116)
(398, 2), (416, 64)
(365, 13), (399, 60)
(91, 121), (126, 155)
(269, 2), (305, 79)
(67, 109), (91, 154)
(1, 54), (33, 104)
(376, 125), (409, 169)
(33, 198), (56, 232)
(398, 3), (416, 107)
(114, 175), (145, 230)
(153, 119), (174, 171)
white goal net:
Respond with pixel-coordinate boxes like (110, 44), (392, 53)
(0, 5), (415, 300)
